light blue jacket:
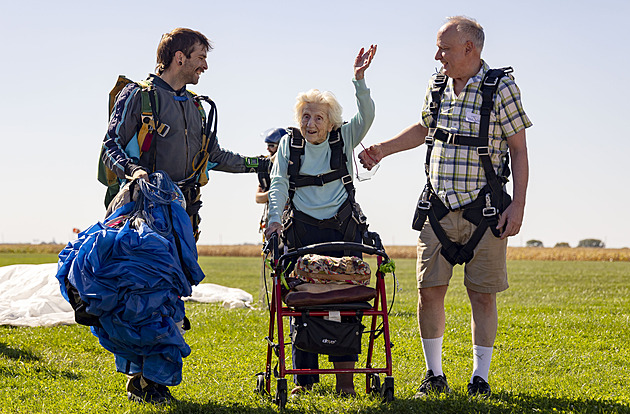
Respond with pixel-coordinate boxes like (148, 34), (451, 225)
(268, 78), (375, 224)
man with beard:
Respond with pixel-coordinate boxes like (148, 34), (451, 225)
(101, 27), (267, 404)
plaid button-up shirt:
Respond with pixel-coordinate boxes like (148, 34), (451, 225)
(420, 61), (532, 209)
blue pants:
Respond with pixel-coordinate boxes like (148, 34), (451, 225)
(115, 355), (142, 376)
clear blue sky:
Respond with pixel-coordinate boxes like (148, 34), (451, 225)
(1, 0), (628, 248)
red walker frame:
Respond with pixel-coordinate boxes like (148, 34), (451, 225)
(256, 239), (395, 408)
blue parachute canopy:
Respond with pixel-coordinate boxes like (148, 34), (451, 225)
(56, 172), (205, 386)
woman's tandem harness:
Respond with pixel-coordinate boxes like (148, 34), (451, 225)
(412, 67), (514, 266)
(281, 127), (372, 252)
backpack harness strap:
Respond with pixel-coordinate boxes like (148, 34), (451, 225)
(291, 198), (354, 232)
(137, 81), (170, 173)
(413, 67), (513, 265)
(418, 189), (498, 266)
(186, 94), (216, 187)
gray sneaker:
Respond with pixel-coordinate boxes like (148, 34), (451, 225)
(413, 370), (450, 398)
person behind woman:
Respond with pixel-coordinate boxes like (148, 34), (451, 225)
(256, 127), (286, 205)
(256, 128), (287, 236)
(265, 44), (377, 396)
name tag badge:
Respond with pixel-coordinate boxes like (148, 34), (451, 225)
(466, 110), (481, 124)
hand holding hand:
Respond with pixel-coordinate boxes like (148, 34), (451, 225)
(354, 44), (377, 80)
(358, 144), (383, 170)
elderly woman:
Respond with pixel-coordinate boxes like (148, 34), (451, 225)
(265, 45), (377, 396)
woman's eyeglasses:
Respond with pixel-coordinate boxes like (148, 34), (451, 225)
(353, 143), (379, 182)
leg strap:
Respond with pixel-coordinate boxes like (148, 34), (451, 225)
(178, 181), (202, 241)
(428, 209), (489, 266)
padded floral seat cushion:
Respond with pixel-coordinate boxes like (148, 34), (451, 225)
(284, 255), (375, 307)
(294, 254), (371, 286)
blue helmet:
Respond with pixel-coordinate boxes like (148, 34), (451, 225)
(262, 128), (287, 144)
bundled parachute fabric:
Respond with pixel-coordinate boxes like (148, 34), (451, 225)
(56, 171), (205, 386)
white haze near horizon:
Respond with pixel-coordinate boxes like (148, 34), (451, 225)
(1, 0), (629, 249)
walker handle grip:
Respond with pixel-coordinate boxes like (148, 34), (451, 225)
(263, 233), (279, 263)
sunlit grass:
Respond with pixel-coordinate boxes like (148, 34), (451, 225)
(0, 255), (628, 413)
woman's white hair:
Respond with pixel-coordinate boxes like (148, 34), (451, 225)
(446, 15), (485, 52)
(294, 89), (343, 129)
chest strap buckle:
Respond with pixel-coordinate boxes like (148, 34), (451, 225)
(476, 146), (490, 156)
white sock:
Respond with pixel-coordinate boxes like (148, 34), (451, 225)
(421, 337), (443, 377)
(471, 345), (493, 382)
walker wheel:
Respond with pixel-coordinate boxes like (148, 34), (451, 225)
(274, 378), (287, 409)
(254, 373), (266, 395)
(381, 376), (394, 402)
(368, 373), (381, 395)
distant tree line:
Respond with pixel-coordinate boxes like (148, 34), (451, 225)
(525, 239), (606, 248)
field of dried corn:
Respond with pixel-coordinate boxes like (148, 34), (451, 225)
(1, 243), (628, 261)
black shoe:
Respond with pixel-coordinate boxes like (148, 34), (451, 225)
(413, 370), (450, 398)
(126, 375), (175, 404)
(468, 376), (491, 397)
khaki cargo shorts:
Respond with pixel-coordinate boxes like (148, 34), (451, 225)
(416, 210), (508, 293)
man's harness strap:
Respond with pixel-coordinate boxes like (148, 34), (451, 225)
(413, 67), (513, 266)
(146, 86), (217, 242)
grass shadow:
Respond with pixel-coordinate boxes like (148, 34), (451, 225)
(496, 391), (630, 414)
(167, 400), (277, 413)
(389, 310), (416, 318)
(352, 390), (630, 414)
(0, 342), (40, 362)
(0, 342), (81, 381)
(0, 364), (81, 380)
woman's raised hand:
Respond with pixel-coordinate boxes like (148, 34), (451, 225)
(354, 44), (377, 80)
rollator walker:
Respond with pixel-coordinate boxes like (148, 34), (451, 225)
(255, 233), (396, 409)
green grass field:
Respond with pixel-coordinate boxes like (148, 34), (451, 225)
(0, 253), (628, 413)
